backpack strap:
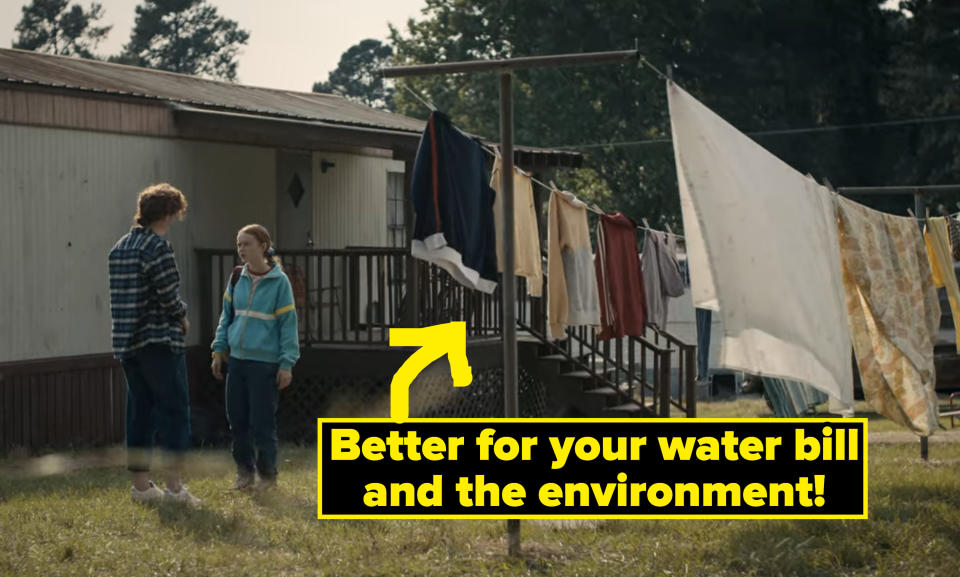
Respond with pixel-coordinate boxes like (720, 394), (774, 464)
(230, 266), (243, 291)
(227, 266), (243, 324)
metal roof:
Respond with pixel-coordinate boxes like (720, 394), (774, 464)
(0, 48), (426, 133)
(0, 48), (582, 163)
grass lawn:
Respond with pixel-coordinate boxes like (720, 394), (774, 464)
(2, 401), (960, 577)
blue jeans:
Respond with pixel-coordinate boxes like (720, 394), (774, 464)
(226, 357), (280, 479)
(121, 345), (191, 472)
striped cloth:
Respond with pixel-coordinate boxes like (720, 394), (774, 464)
(108, 227), (187, 358)
(762, 377), (828, 418)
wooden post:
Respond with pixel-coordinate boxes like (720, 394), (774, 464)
(659, 349), (673, 417)
(684, 346), (697, 417)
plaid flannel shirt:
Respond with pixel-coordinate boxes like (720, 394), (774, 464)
(109, 227), (187, 358)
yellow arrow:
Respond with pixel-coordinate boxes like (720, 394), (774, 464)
(388, 321), (473, 421)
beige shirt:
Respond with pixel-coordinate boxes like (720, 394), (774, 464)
(547, 189), (601, 340)
(491, 159), (543, 297)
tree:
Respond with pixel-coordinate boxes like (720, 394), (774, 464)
(13, 0), (111, 58)
(884, 0), (960, 189)
(116, 0), (249, 81)
(313, 39), (395, 110)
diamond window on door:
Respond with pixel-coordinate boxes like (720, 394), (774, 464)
(287, 173), (305, 207)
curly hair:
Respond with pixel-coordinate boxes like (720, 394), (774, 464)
(133, 183), (187, 227)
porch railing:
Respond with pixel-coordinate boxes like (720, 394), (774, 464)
(515, 281), (697, 418)
(196, 247), (506, 345)
(195, 247), (695, 416)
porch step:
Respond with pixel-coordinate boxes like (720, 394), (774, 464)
(560, 367), (618, 379)
(537, 353), (590, 377)
(580, 387), (623, 412)
(557, 367), (617, 391)
(603, 401), (655, 418)
(583, 386), (622, 408)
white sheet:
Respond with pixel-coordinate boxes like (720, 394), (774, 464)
(667, 81), (854, 413)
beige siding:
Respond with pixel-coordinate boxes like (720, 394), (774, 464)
(312, 151), (405, 249)
(307, 151), (404, 331)
(0, 124), (274, 362)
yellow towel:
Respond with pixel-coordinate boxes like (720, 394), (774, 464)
(925, 217), (960, 353)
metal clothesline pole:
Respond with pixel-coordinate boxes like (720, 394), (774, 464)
(383, 49), (639, 78)
(383, 48), (640, 558)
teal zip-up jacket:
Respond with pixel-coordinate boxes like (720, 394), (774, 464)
(212, 264), (300, 370)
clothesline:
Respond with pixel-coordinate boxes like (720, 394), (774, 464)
(400, 81), (438, 112)
(399, 73), (951, 231)
(479, 143), (686, 240)
(402, 78), (685, 240)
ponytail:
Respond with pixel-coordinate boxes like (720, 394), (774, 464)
(266, 246), (281, 268)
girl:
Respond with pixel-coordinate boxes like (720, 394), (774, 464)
(211, 224), (299, 491)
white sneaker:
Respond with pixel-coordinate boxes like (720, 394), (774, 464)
(163, 485), (202, 506)
(131, 481), (165, 504)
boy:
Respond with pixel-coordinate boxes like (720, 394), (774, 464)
(108, 183), (200, 505)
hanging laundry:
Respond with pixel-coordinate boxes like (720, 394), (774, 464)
(762, 377), (828, 418)
(491, 157), (543, 297)
(596, 213), (647, 340)
(641, 229), (685, 330)
(667, 81), (854, 414)
(664, 231), (682, 265)
(925, 217), (960, 353)
(948, 215), (960, 261)
(410, 111), (498, 293)
(837, 197), (940, 436)
(547, 189), (601, 340)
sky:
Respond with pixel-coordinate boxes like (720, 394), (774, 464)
(0, 0), (428, 92)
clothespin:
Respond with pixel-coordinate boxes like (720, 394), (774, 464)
(938, 204), (951, 218)
(926, 207), (931, 221)
(590, 203), (605, 215)
(549, 180), (558, 191)
(665, 223), (674, 235)
(907, 208), (916, 219)
(642, 217), (651, 229)
(822, 177), (835, 192)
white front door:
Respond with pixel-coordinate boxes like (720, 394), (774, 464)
(276, 149), (313, 250)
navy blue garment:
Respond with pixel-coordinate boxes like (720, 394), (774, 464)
(695, 308), (712, 380)
(121, 344), (191, 472)
(411, 111), (498, 293)
(226, 357), (281, 480)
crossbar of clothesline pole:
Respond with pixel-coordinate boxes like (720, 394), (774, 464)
(837, 185), (960, 196)
(382, 50), (639, 78)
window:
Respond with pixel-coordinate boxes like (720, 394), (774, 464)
(286, 173), (305, 207)
(386, 172), (406, 248)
